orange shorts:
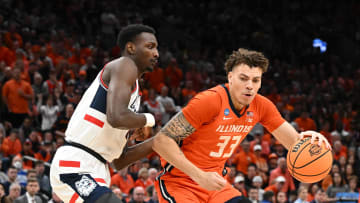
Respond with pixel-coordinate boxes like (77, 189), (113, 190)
(154, 176), (241, 203)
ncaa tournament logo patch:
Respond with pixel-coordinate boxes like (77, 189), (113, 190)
(224, 108), (230, 116)
(75, 175), (97, 196)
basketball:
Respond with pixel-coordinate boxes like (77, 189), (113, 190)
(287, 137), (333, 183)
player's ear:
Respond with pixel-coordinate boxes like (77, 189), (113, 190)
(228, 72), (233, 84)
(126, 42), (136, 55)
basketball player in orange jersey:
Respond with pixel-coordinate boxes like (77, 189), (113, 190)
(143, 48), (331, 203)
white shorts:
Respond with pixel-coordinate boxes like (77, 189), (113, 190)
(50, 145), (112, 203)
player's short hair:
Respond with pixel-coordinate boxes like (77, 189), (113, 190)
(117, 24), (156, 50)
(224, 48), (269, 74)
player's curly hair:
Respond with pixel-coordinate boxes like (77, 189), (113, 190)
(117, 24), (156, 50)
(224, 48), (269, 74)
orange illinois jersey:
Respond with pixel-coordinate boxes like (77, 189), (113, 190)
(159, 84), (285, 179)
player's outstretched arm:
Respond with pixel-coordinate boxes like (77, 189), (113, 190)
(106, 59), (154, 129)
(272, 122), (331, 150)
(152, 111), (227, 191)
(112, 137), (154, 170)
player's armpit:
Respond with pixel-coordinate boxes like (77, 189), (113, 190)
(159, 111), (195, 144)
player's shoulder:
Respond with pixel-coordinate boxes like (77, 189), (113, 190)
(252, 93), (274, 106)
(193, 85), (222, 102)
(104, 57), (138, 82)
(107, 57), (137, 72)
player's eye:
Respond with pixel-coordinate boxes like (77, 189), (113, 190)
(240, 77), (247, 81)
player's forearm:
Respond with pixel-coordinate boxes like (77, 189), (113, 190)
(112, 138), (154, 170)
(152, 133), (204, 181)
(107, 111), (154, 129)
(271, 122), (300, 150)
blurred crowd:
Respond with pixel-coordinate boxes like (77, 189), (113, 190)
(0, 0), (359, 202)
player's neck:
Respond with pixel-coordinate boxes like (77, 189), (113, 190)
(229, 93), (245, 112)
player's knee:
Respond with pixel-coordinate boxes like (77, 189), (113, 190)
(225, 196), (252, 203)
(95, 192), (123, 203)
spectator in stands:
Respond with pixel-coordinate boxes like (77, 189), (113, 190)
(34, 161), (51, 198)
(80, 56), (98, 82)
(226, 166), (237, 185)
(2, 67), (33, 128)
(276, 191), (288, 203)
(147, 168), (158, 185)
(326, 172), (349, 201)
(267, 153), (278, 172)
(268, 157), (295, 193)
(31, 73), (48, 100)
(155, 85), (179, 124)
(165, 58), (182, 89)
(294, 112), (317, 131)
(348, 175), (359, 193)
(36, 91), (62, 131)
(52, 103), (74, 137)
(74, 70), (89, 94)
(246, 164), (258, 187)
(4, 182), (21, 202)
(307, 184), (319, 202)
(265, 176), (286, 197)
(1, 129), (22, 157)
(253, 144), (269, 179)
(134, 167), (152, 191)
(233, 140), (256, 176)
(19, 139), (35, 170)
(248, 187), (259, 203)
(129, 186), (146, 203)
(146, 185), (158, 203)
(11, 156), (27, 188)
(252, 176), (265, 201)
(14, 178), (42, 203)
(0, 160), (8, 183)
(0, 183), (10, 203)
(143, 89), (164, 126)
(294, 186), (309, 203)
(261, 191), (274, 203)
(111, 186), (123, 202)
(233, 175), (247, 197)
(110, 167), (134, 196)
(309, 188), (326, 203)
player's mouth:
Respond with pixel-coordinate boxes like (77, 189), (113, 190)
(150, 59), (158, 66)
(243, 93), (253, 98)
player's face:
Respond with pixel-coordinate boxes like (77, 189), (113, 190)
(134, 32), (159, 72)
(228, 64), (262, 110)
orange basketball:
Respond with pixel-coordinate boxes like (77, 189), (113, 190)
(287, 137), (333, 183)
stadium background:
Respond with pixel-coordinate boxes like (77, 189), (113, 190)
(0, 0), (359, 202)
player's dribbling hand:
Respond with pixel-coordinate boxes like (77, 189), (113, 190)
(194, 171), (227, 191)
(299, 130), (332, 150)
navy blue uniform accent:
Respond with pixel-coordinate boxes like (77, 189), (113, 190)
(225, 196), (251, 203)
(60, 173), (111, 203)
(90, 85), (107, 114)
(159, 178), (176, 203)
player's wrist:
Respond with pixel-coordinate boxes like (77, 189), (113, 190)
(143, 113), (155, 127)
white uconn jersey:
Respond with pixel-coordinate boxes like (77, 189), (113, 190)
(65, 68), (141, 162)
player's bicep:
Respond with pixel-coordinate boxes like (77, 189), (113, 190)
(159, 111), (195, 144)
(107, 61), (137, 111)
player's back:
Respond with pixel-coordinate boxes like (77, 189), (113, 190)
(65, 62), (141, 162)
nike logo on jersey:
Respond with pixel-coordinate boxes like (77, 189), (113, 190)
(223, 116), (232, 120)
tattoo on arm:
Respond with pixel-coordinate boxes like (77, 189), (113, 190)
(160, 112), (196, 144)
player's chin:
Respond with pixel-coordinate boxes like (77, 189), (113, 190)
(144, 66), (154, 72)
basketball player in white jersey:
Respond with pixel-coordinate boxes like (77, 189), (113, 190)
(50, 24), (159, 203)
